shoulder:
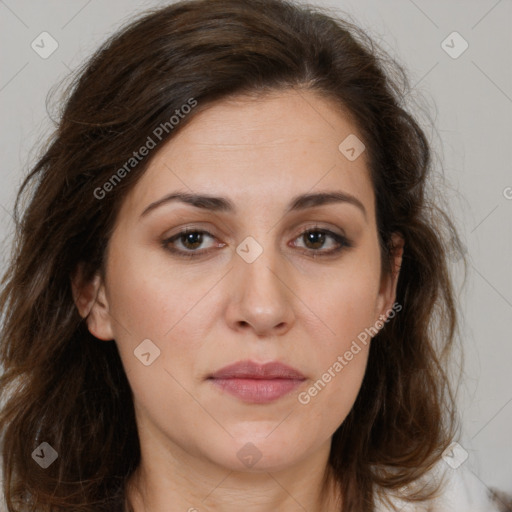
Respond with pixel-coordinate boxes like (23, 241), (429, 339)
(374, 456), (511, 512)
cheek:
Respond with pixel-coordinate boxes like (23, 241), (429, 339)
(294, 258), (380, 425)
(307, 257), (381, 346)
(104, 255), (209, 435)
(104, 245), (221, 392)
(106, 243), (215, 339)
(296, 344), (369, 441)
(297, 300), (372, 436)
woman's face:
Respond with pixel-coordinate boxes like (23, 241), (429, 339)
(76, 89), (402, 474)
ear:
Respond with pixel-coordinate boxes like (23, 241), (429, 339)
(375, 232), (404, 321)
(71, 263), (115, 341)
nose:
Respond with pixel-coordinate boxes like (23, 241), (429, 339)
(225, 246), (296, 337)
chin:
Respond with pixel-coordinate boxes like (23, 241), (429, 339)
(202, 430), (317, 474)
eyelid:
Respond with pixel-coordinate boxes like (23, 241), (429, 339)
(289, 225), (352, 255)
(161, 222), (353, 259)
(161, 227), (224, 258)
(289, 221), (346, 239)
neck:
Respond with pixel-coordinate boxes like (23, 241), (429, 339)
(125, 439), (341, 512)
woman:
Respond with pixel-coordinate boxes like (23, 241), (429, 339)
(0, 0), (509, 510)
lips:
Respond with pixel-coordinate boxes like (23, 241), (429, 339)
(208, 360), (306, 404)
(209, 360), (306, 380)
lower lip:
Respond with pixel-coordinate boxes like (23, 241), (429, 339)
(209, 378), (304, 403)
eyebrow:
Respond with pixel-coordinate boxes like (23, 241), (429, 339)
(140, 190), (367, 221)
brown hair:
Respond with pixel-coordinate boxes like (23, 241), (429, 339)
(0, 0), (467, 510)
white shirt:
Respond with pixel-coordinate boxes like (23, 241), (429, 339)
(374, 457), (508, 511)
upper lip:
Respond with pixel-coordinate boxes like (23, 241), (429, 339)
(209, 360), (305, 380)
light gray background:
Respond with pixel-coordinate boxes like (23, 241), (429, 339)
(1, 0), (511, 497)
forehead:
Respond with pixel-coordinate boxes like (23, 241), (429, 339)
(120, 89), (375, 220)
(167, 89), (362, 157)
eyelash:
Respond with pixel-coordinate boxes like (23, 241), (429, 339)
(161, 226), (352, 259)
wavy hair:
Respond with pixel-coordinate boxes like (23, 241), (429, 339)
(0, 0), (467, 510)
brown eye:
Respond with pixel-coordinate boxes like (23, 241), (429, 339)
(303, 230), (327, 250)
(162, 229), (220, 258)
(292, 228), (352, 256)
(180, 231), (204, 250)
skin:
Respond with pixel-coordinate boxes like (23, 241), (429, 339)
(73, 88), (403, 512)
